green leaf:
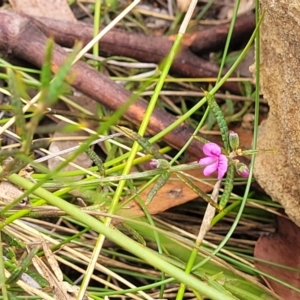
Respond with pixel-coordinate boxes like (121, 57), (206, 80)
(6, 68), (28, 143)
(118, 126), (164, 159)
(176, 172), (220, 210)
(146, 171), (170, 204)
(40, 39), (82, 106)
(204, 91), (230, 153)
(219, 164), (235, 210)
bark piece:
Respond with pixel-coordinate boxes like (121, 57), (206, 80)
(176, 13), (255, 54)
(254, 216), (300, 298)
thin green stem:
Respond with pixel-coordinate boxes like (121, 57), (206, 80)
(127, 180), (166, 298)
(171, 106), (210, 165)
(196, 0), (215, 20)
(212, 200), (242, 226)
(217, 0), (241, 82)
(0, 232), (8, 300)
(176, 247), (199, 299)
(93, 0), (101, 62)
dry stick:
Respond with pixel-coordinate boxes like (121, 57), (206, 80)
(73, 0), (141, 63)
(0, 10), (204, 158)
(30, 15), (241, 94)
(32, 13), (255, 56)
(181, 13), (255, 54)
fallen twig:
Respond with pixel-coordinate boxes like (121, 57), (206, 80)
(30, 15), (242, 94)
(0, 10), (204, 158)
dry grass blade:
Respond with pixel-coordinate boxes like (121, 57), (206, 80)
(4, 268), (54, 300)
(7, 219), (154, 300)
(196, 180), (221, 244)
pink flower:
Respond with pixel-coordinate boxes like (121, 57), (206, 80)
(199, 143), (228, 179)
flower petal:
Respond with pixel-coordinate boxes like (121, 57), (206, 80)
(199, 156), (216, 166)
(202, 143), (221, 156)
(203, 162), (218, 177)
(217, 154), (228, 179)
(239, 169), (249, 178)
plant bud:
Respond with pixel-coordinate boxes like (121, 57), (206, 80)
(149, 159), (170, 170)
(229, 131), (239, 150)
(236, 162), (249, 178)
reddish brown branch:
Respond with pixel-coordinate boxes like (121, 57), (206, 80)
(0, 10), (205, 158)
(30, 15), (241, 94)
(179, 14), (255, 54)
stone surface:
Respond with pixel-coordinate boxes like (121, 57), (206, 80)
(254, 1), (300, 225)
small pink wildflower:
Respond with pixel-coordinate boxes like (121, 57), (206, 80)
(199, 143), (228, 180)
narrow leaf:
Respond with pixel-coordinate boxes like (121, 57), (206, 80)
(146, 172), (170, 204)
(204, 91), (230, 153)
(118, 126), (164, 159)
(176, 172), (220, 210)
(219, 164), (235, 210)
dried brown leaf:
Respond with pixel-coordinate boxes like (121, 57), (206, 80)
(32, 237), (88, 300)
(254, 216), (300, 299)
(118, 168), (214, 219)
(32, 253), (68, 299)
(41, 239), (63, 283)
